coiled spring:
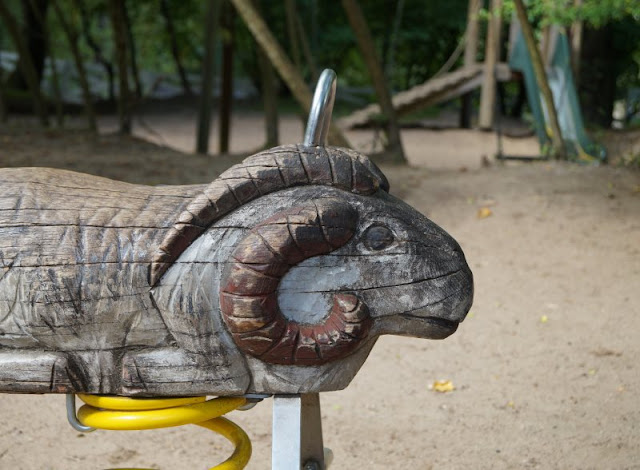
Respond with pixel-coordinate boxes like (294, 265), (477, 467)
(67, 394), (252, 470)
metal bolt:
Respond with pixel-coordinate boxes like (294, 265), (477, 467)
(303, 460), (322, 470)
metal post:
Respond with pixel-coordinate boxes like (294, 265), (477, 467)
(272, 394), (325, 469)
(271, 69), (336, 470)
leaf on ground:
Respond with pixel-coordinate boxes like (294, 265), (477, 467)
(477, 207), (493, 219)
(540, 315), (548, 323)
(430, 380), (455, 393)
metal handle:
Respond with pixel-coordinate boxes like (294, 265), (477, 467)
(303, 69), (337, 147)
(66, 393), (95, 433)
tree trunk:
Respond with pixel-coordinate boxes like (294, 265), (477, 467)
(0, 0), (48, 126)
(295, 10), (318, 81)
(196, 0), (221, 154)
(47, 44), (64, 127)
(341, 0), (405, 162)
(230, 0), (349, 147)
(578, 25), (616, 128)
(384, 0), (405, 84)
(253, 0), (278, 148)
(76, 0), (115, 102)
(30, 0), (63, 127)
(513, 0), (565, 159)
(7, 0), (48, 90)
(256, 30), (279, 148)
(52, 0), (97, 132)
(0, 57), (7, 122)
(160, 0), (193, 96)
(122, 2), (142, 99)
(218, 2), (234, 154)
(284, 0), (301, 71)
(108, 0), (132, 134)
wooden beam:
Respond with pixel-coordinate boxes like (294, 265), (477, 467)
(478, 0), (502, 130)
(460, 0), (482, 128)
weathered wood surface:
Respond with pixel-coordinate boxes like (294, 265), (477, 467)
(0, 145), (473, 396)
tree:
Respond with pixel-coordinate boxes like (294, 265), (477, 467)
(230, 0), (350, 148)
(76, 0), (115, 102)
(0, 0), (49, 126)
(51, 0), (97, 132)
(160, 0), (193, 96)
(123, 2), (142, 98)
(254, 0), (279, 148)
(196, 0), (220, 154)
(7, 0), (49, 90)
(341, 0), (405, 162)
(218, 1), (234, 154)
(108, 0), (132, 134)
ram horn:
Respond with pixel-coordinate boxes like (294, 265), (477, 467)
(150, 144), (389, 285)
(219, 199), (372, 365)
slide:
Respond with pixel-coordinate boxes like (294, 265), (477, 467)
(509, 29), (606, 162)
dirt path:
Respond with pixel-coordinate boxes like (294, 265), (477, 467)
(0, 115), (638, 469)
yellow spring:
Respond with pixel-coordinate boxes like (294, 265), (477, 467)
(75, 394), (252, 470)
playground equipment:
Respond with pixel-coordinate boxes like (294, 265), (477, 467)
(508, 26), (606, 162)
(0, 70), (473, 468)
(339, 1), (605, 163)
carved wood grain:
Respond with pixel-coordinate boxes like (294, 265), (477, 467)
(0, 146), (473, 396)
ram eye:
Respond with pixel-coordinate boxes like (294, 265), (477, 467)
(363, 225), (394, 251)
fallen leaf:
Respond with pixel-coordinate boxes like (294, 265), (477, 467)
(540, 315), (548, 323)
(431, 380), (455, 393)
(588, 368), (597, 376)
(477, 207), (492, 219)
(590, 348), (622, 357)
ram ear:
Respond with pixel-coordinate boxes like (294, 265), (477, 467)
(220, 199), (373, 365)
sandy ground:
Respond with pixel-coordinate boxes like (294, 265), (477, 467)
(0, 113), (638, 470)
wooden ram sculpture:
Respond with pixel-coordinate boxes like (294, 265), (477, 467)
(0, 143), (473, 397)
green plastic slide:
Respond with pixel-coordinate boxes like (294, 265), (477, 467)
(509, 29), (606, 162)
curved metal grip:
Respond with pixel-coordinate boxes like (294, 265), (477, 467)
(304, 69), (337, 147)
(66, 393), (95, 433)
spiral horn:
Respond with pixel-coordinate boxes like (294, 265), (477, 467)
(219, 199), (372, 365)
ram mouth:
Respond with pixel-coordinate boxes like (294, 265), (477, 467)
(404, 314), (459, 338)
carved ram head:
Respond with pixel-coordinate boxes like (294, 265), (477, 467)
(149, 144), (473, 394)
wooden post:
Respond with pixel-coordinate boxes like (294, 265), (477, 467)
(478, 0), (502, 130)
(460, 0), (481, 128)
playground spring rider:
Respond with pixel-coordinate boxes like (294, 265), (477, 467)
(0, 70), (473, 469)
